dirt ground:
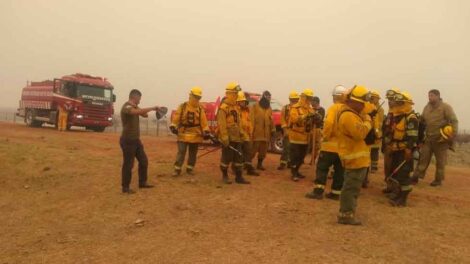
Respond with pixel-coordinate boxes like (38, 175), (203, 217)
(1, 122), (469, 264)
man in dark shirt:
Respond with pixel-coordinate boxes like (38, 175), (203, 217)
(120, 89), (159, 194)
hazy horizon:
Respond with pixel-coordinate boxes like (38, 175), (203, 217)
(1, 0), (468, 129)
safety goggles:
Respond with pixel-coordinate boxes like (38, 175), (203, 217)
(386, 90), (397, 99)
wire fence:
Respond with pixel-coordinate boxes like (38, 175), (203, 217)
(0, 111), (171, 136)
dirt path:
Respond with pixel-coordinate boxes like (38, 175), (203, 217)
(1, 122), (469, 263)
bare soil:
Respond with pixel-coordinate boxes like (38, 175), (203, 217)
(1, 122), (469, 264)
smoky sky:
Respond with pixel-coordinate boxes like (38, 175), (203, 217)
(1, 0), (469, 129)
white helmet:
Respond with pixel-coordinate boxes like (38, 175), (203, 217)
(332, 85), (347, 96)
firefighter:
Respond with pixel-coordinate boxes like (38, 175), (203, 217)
(381, 91), (419, 206)
(120, 89), (160, 194)
(288, 88), (319, 182)
(278, 91), (299, 170)
(369, 90), (384, 173)
(310, 96), (325, 162)
(336, 85), (373, 225)
(169, 87), (210, 176)
(411, 89), (459, 186)
(382, 88), (401, 182)
(217, 82), (250, 184)
(305, 85), (347, 200)
(57, 103), (70, 131)
(237, 91), (259, 176)
(249, 91), (275, 171)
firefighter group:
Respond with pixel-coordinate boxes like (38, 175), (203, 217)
(119, 83), (458, 226)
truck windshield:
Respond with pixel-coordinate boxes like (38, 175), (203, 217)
(76, 85), (113, 102)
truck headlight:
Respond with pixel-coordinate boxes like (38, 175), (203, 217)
(107, 117), (113, 121)
(76, 114), (83, 119)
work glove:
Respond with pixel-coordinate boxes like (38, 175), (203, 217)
(368, 110), (378, 119)
(220, 136), (229, 147)
(203, 131), (211, 140)
(169, 125), (178, 135)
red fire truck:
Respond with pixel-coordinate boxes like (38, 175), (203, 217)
(17, 73), (116, 132)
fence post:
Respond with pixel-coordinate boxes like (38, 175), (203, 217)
(156, 120), (160, 136)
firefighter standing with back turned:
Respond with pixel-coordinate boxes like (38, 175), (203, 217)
(237, 91), (259, 176)
(170, 87), (211, 177)
(382, 91), (419, 206)
(336, 85), (373, 225)
(411, 89), (459, 186)
(278, 91), (300, 170)
(288, 88), (319, 182)
(217, 82), (250, 184)
(305, 85), (347, 200)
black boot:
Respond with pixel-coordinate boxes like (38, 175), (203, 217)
(235, 169), (250, 184)
(257, 158), (266, 171)
(277, 163), (286, 170)
(246, 164), (260, 176)
(389, 190), (411, 207)
(291, 167), (300, 182)
(221, 167), (232, 184)
(430, 180), (442, 187)
(325, 192), (340, 201)
(305, 188), (324, 199)
(337, 212), (362, 226)
(172, 169), (181, 177)
(410, 176), (419, 185)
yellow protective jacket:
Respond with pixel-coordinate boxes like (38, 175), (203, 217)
(250, 103), (274, 142)
(217, 99), (246, 143)
(320, 103), (343, 153)
(384, 104), (419, 151)
(287, 100), (315, 145)
(171, 100), (209, 143)
(337, 104), (372, 169)
(240, 107), (253, 141)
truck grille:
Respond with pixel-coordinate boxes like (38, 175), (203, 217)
(82, 103), (108, 120)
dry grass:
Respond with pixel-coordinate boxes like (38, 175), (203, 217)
(1, 122), (469, 264)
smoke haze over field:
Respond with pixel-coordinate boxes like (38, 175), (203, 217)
(1, 0), (469, 129)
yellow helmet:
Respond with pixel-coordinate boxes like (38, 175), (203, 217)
(226, 82), (241, 93)
(190, 86), (203, 97)
(395, 91), (414, 104)
(289, 90), (300, 99)
(440, 125), (454, 140)
(348, 85), (370, 104)
(386, 88), (400, 100)
(370, 90), (381, 99)
(237, 91), (247, 102)
(301, 88), (314, 97)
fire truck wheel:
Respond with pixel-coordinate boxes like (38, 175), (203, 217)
(270, 130), (284, 154)
(25, 109), (43, 128)
(91, 126), (106, 132)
